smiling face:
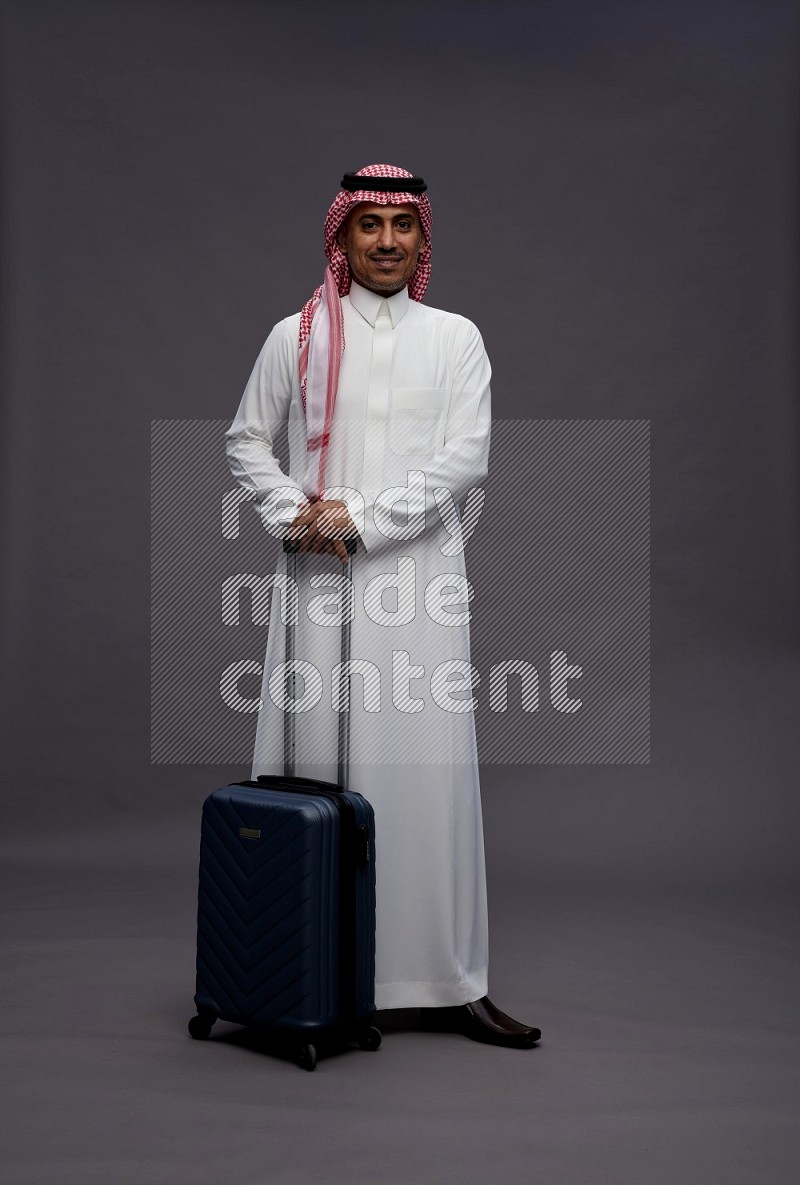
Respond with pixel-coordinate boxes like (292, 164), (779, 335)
(336, 202), (426, 296)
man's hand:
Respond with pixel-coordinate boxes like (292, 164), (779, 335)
(287, 499), (359, 564)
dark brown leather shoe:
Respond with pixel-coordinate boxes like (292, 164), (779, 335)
(420, 996), (541, 1049)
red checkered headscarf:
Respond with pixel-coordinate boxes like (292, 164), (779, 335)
(298, 163), (432, 500)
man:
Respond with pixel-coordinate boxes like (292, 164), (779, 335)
(225, 164), (540, 1048)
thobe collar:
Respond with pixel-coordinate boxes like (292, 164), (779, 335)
(347, 278), (410, 328)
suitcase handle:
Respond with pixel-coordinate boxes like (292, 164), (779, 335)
(281, 535), (355, 784)
(282, 536), (357, 555)
(254, 773), (348, 795)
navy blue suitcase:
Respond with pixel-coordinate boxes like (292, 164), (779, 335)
(188, 539), (379, 1071)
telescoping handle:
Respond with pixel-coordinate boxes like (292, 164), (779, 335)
(281, 536), (357, 786)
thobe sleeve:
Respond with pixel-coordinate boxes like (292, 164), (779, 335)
(355, 318), (492, 556)
(224, 318), (308, 535)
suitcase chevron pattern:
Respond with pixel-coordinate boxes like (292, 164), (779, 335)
(189, 544), (380, 1069)
(195, 788), (340, 1029)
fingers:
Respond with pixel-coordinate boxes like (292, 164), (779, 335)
(316, 505), (352, 540)
(285, 500), (355, 562)
(299, 519), (333, 556)
(315, 506), (355, 563)
(306, 512), (335, 554)
(287, 502), (321, 552)
(286, 504), (314, 543)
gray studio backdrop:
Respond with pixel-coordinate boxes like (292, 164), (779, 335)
(2, 5), (800, 1185)
(1, 0), (798, 890)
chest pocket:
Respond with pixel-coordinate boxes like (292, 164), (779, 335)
(389, 388), (449, 456)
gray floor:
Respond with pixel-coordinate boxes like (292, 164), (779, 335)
(2, 609), (799, 1183)
(2, 825), (799, 1185)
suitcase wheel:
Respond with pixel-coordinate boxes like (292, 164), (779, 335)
(188, 1011), (216, 1040)
(298, 1043), (317, 1072)
(356, 1025), (382, 1052)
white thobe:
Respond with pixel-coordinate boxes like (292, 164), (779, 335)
(225, 279), (491, 1008)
